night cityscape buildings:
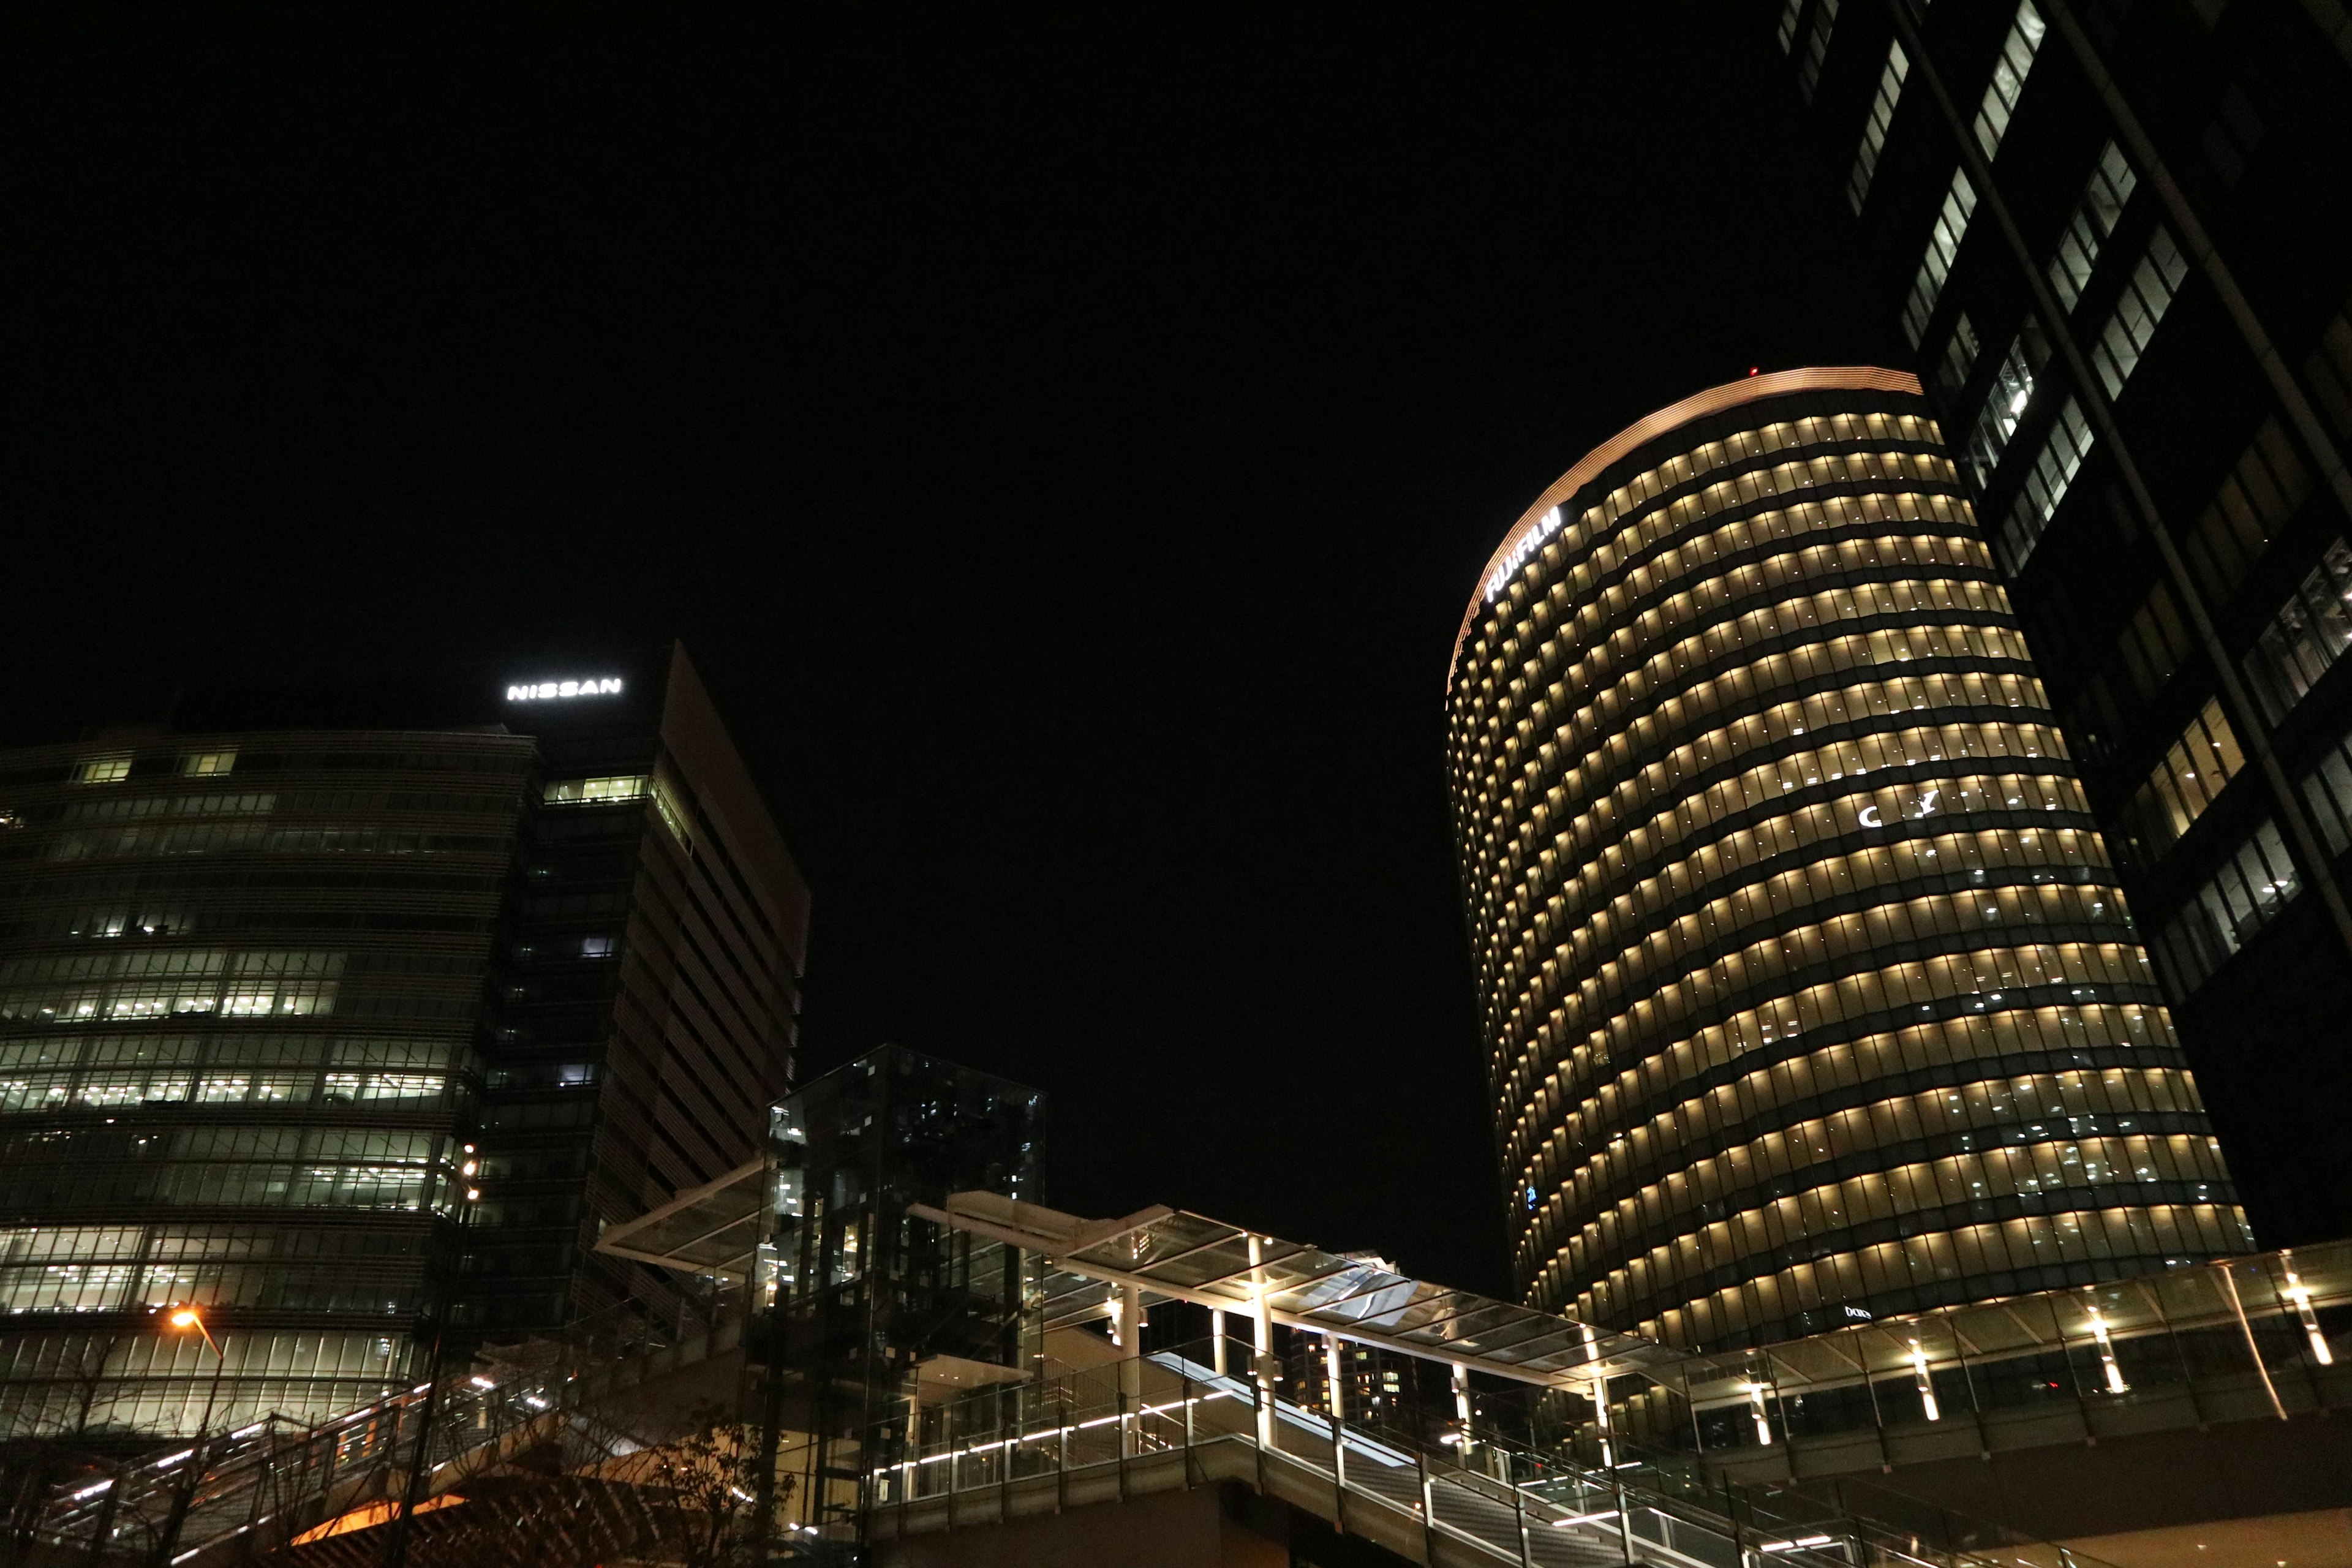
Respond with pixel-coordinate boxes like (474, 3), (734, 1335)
(0, 643), (807, 1441)
(1445, 368), (2250, 1348)
(1767, 0), (2352, 1246)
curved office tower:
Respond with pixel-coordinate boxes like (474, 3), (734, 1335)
(1444, 368), (2250, 1348)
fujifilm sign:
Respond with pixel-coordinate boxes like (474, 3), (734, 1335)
(507, 677), (624, 701)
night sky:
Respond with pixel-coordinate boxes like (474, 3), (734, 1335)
(9, 6), (1902, 1298)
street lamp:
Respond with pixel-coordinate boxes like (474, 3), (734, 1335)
(149, 1305), (229, 1568)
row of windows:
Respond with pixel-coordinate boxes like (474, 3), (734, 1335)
(0, 1325), (408, 1383)
(2046, 142), (2137, 314)
(0, 1161), (444, 1213)
(1472, 638), (2049, 951)
(1846, 38), (1907, 211)
(1903, 171), (1980, 347)
(0, 948), (348, 1024)
(0, 1069), (447, 1113)
(1532, 1049), (2206, 1261)
(1485, 720), (2073, 986)
(1518, 825), (2113, 1061)
(1474, 473), (1969, 732)
(1487, 495), (1979, 725)
(1488, 796), (2100, 1072)
(1483, 414), (1946, 616)
(1466, 517), (1995, 842)
(1534, 941), (2156, 1172)
(1496, 821), (2122, 1140)
(1537, 880), (2126, 1095)
(2147, 819), (2301, 999)
(23, 786), (521, 830)
(1468, 430), (1947, 639)
(1618, 1204), (2248, 1349)
(0, 1032), (459, 1073)
(2120, 698), (2245, 862)
(2063, 582), (2192, 766)
(0, 1223), (431, 1266)
(0, 1259), (420, 1318)
(1541, 579), (2016, 804)
(67, 750), (235, 785)
(0, 1125), (437, 1163)
(1962, 320), (2045, 490)
(1996, 398), (2094, 573)
(1969, 1), (2047, 161)
(30, 823), (511, 863)
(2089, 228), (2189, 399)
(2244, 537), (2352, 724)
(1554, 1128), (2223, 1310)
(1525, 1005), (2193, 1254)
(1555, 669), (2045, 843)
(1509, 993), (2180, 1227)
(1483, 633), (2048, 910)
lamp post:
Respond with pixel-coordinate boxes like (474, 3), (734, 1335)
(151, 1305), (228, 1568)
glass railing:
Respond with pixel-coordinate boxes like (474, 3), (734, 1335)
(865, 1334), (2134, 1568)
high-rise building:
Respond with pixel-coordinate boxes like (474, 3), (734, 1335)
(1765, 1), (2352, 1245)
(0, 643), (807, 1441)
(1444, 368), (2251, 1348)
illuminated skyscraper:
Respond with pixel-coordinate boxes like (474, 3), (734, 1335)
(1768, 0), (2352, 1246)
(0, 644), (807, 1439)
(1445, 368), (2250, 1348)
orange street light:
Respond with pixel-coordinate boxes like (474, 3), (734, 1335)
(166, 1305), (223, 1360)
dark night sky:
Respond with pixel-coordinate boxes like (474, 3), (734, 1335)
(6, 5), (1902, 1298)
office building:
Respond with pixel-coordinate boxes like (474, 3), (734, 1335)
(1444, 368), (2249, 1348)
(0, 643), (807, 1440)
(1766, 0), (2352, 1245)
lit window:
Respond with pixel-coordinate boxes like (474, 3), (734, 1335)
(1848, 39), (1909, 211)
(178, 750), (237, 777)
(1902, 170), (1980, 347)
(542, 775), (650, 806)
(1996, 398), (2095, 573)
(2245, 539), (2352, 723)
(74, 756), (131, 786)
(1972, 1), (2049, 160)
(1961, 320), (2046, 489)
(1935, 314), (1981, 401)
(2150, 820), (2301, 995)
(1796, 0), (1841, 100)
(2047, 143), (2137, 312)
(579, 935), (616, 959)
(2122, 699), (2245, 859)
(2090, 228), (2190, 399)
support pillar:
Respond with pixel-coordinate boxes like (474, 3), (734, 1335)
(1250, 1235), (1275, 1450)
(1118, 1282), (1144, 1458)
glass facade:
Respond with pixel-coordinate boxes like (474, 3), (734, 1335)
(0, 732), (526, 1440)
(1445, 371), (2250, 1350)
(0, 643), (809, 1441)
(1771, 0), (2352, 1246)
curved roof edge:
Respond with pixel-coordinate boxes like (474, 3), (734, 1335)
(1446, 366), (1926, 703)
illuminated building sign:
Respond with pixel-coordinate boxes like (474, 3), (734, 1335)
(507, 677), (624, 702)
(1483, 506), (1565, 601)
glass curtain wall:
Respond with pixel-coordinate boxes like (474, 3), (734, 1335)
(0, 732), (531, 1441)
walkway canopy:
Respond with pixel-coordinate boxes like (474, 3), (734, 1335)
(914, 1191), (1689, 1390)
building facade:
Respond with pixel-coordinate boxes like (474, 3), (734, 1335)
(1444, 369), (2250, 1348)
(0, 643), (808, 1440)
(1765, 0), (2352, 1245)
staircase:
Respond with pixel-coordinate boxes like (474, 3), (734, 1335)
(870, 1344), (2106, 1568)
(20, 1312), (745, 1566)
